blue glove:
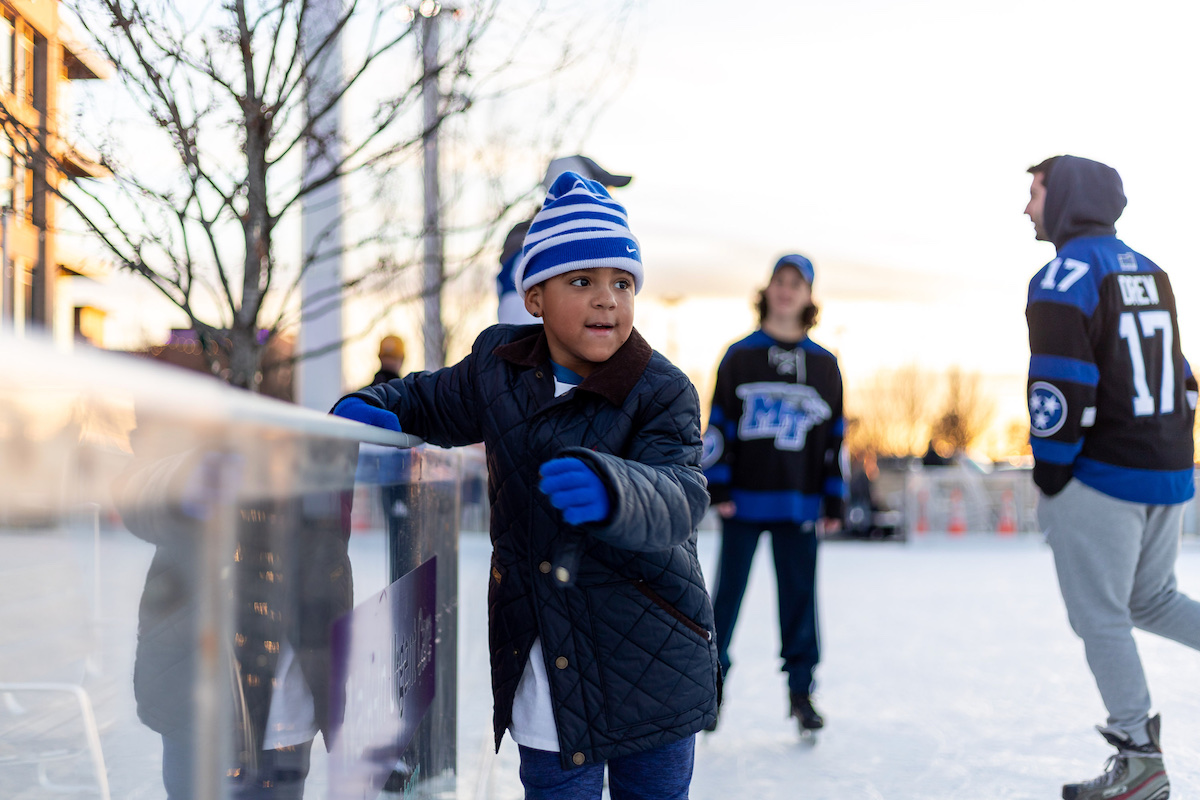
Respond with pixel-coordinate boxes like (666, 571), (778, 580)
(539, 457), (610, 525)
(332, 397), (402, 432)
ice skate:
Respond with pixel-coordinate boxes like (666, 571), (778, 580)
(789, 691), (823, 741)
(1061, 715), (1169, 800)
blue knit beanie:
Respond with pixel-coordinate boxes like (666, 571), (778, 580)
(773, 253), (815, 286)
(515, 171), (643, 295)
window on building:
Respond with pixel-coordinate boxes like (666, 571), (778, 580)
(0, 17), (12, 94)
(21, 155), (32, 222)
(12, 151), (25, 220)
(0, 135), (11, 210)
(16, 27), (32, 105)
(30, 158), (43, 225)
(31, 32), (44, 112)
(22, 260), (33, 327)
(11, 258), (27, 335)
(74, 306), (106, 347)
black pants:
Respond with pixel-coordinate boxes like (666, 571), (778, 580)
(710, 518), (820, 694)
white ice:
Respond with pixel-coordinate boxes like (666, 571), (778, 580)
(456, 529), (1200, 800)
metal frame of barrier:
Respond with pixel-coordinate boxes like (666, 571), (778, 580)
(904, 466), (1038, 536)
(902, 464), (1200, 537)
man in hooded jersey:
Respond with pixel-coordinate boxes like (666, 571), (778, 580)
(1025, 155), (1200, 800)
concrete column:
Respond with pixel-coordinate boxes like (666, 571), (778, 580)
(420, 10), (445, 369)
(297, 0), (346, 410)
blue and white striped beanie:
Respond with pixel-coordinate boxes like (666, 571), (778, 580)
(514, 171), (643, 295)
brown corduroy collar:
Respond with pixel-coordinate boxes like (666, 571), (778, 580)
(492, 327), (653, 407)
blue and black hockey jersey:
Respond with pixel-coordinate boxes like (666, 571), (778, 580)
(1026, 156), (1196, 503)
(702, 330), (846, 523)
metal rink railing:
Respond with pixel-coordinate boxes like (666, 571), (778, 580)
(897, 465), (1200, 538)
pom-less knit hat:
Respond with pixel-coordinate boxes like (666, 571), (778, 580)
(378, 334), (404, 359)
(515, 171), (643, 295)
(773, 253), (815, 286)
(541, 155), (632, 190)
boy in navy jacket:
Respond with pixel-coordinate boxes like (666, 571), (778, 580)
(335, 172), (717, 799)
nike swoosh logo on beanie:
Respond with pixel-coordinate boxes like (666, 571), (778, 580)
(514, 172), (643, 295)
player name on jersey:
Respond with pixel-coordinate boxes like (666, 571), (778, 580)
(1117, 273), (1159, 307)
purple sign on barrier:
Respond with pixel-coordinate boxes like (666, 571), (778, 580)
(327, 556), (437, 799)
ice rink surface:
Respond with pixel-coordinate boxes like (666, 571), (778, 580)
(53, 524), (1200, 798)
(456, 529), (1200, 800)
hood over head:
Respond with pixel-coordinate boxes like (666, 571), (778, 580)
(1042, 155), (1126, 250)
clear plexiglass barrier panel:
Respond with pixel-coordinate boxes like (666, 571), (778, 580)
(1, 334), (460, 799)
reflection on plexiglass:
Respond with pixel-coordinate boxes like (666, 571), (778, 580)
(0, 334), (460, 799)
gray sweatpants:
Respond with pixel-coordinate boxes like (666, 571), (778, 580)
(1038, 478), (1200, 740)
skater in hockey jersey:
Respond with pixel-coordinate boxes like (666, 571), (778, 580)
(1025, 155), (1200, 800)
(701, 253), (845, 735)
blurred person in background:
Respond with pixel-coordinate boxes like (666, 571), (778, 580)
(373, 335), (405, 385)
(701, 253), (846, 736)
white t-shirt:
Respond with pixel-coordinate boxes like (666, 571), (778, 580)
(508, 637), (560, 750)
(263, 639), (318, 749)
(508, 370), (580, 752)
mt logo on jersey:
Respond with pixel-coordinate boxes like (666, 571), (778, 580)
(735, 381), (831, 451)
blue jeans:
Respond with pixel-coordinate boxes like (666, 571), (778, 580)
(518, 736), (695, 800)
(711, 518), (820, 694)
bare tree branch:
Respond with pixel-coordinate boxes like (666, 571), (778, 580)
(21, 0), (644, 390)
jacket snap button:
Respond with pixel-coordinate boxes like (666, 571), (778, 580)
(572, 752), (585, 765)
(555, 656), (568, 670)
(535, 371), (543, 379)
(539, 561), (551, 574)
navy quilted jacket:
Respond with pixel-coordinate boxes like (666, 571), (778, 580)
(347, 324), (719, 768)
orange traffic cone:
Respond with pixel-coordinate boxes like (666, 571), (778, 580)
(946, 488), (967, 535)
(351, 486), (371, 531)
(915, 488), (930, 534)
(996, 489), (1017, 535)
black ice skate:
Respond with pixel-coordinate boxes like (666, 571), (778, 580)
(1061, 714), (1169, 800)
(788, 691), (824, 734)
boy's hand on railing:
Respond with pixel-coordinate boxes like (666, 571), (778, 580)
(332, 397), (402, 432)
(539, 457), (610, 525)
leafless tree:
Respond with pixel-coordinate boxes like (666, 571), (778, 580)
(1002, 418), (1031, 458)
(845, 363), (934, 458)
(2, 0), (638, 389)
(930, 367), (994, 455)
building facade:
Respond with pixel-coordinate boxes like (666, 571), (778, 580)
(0, 0), (106, 345)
